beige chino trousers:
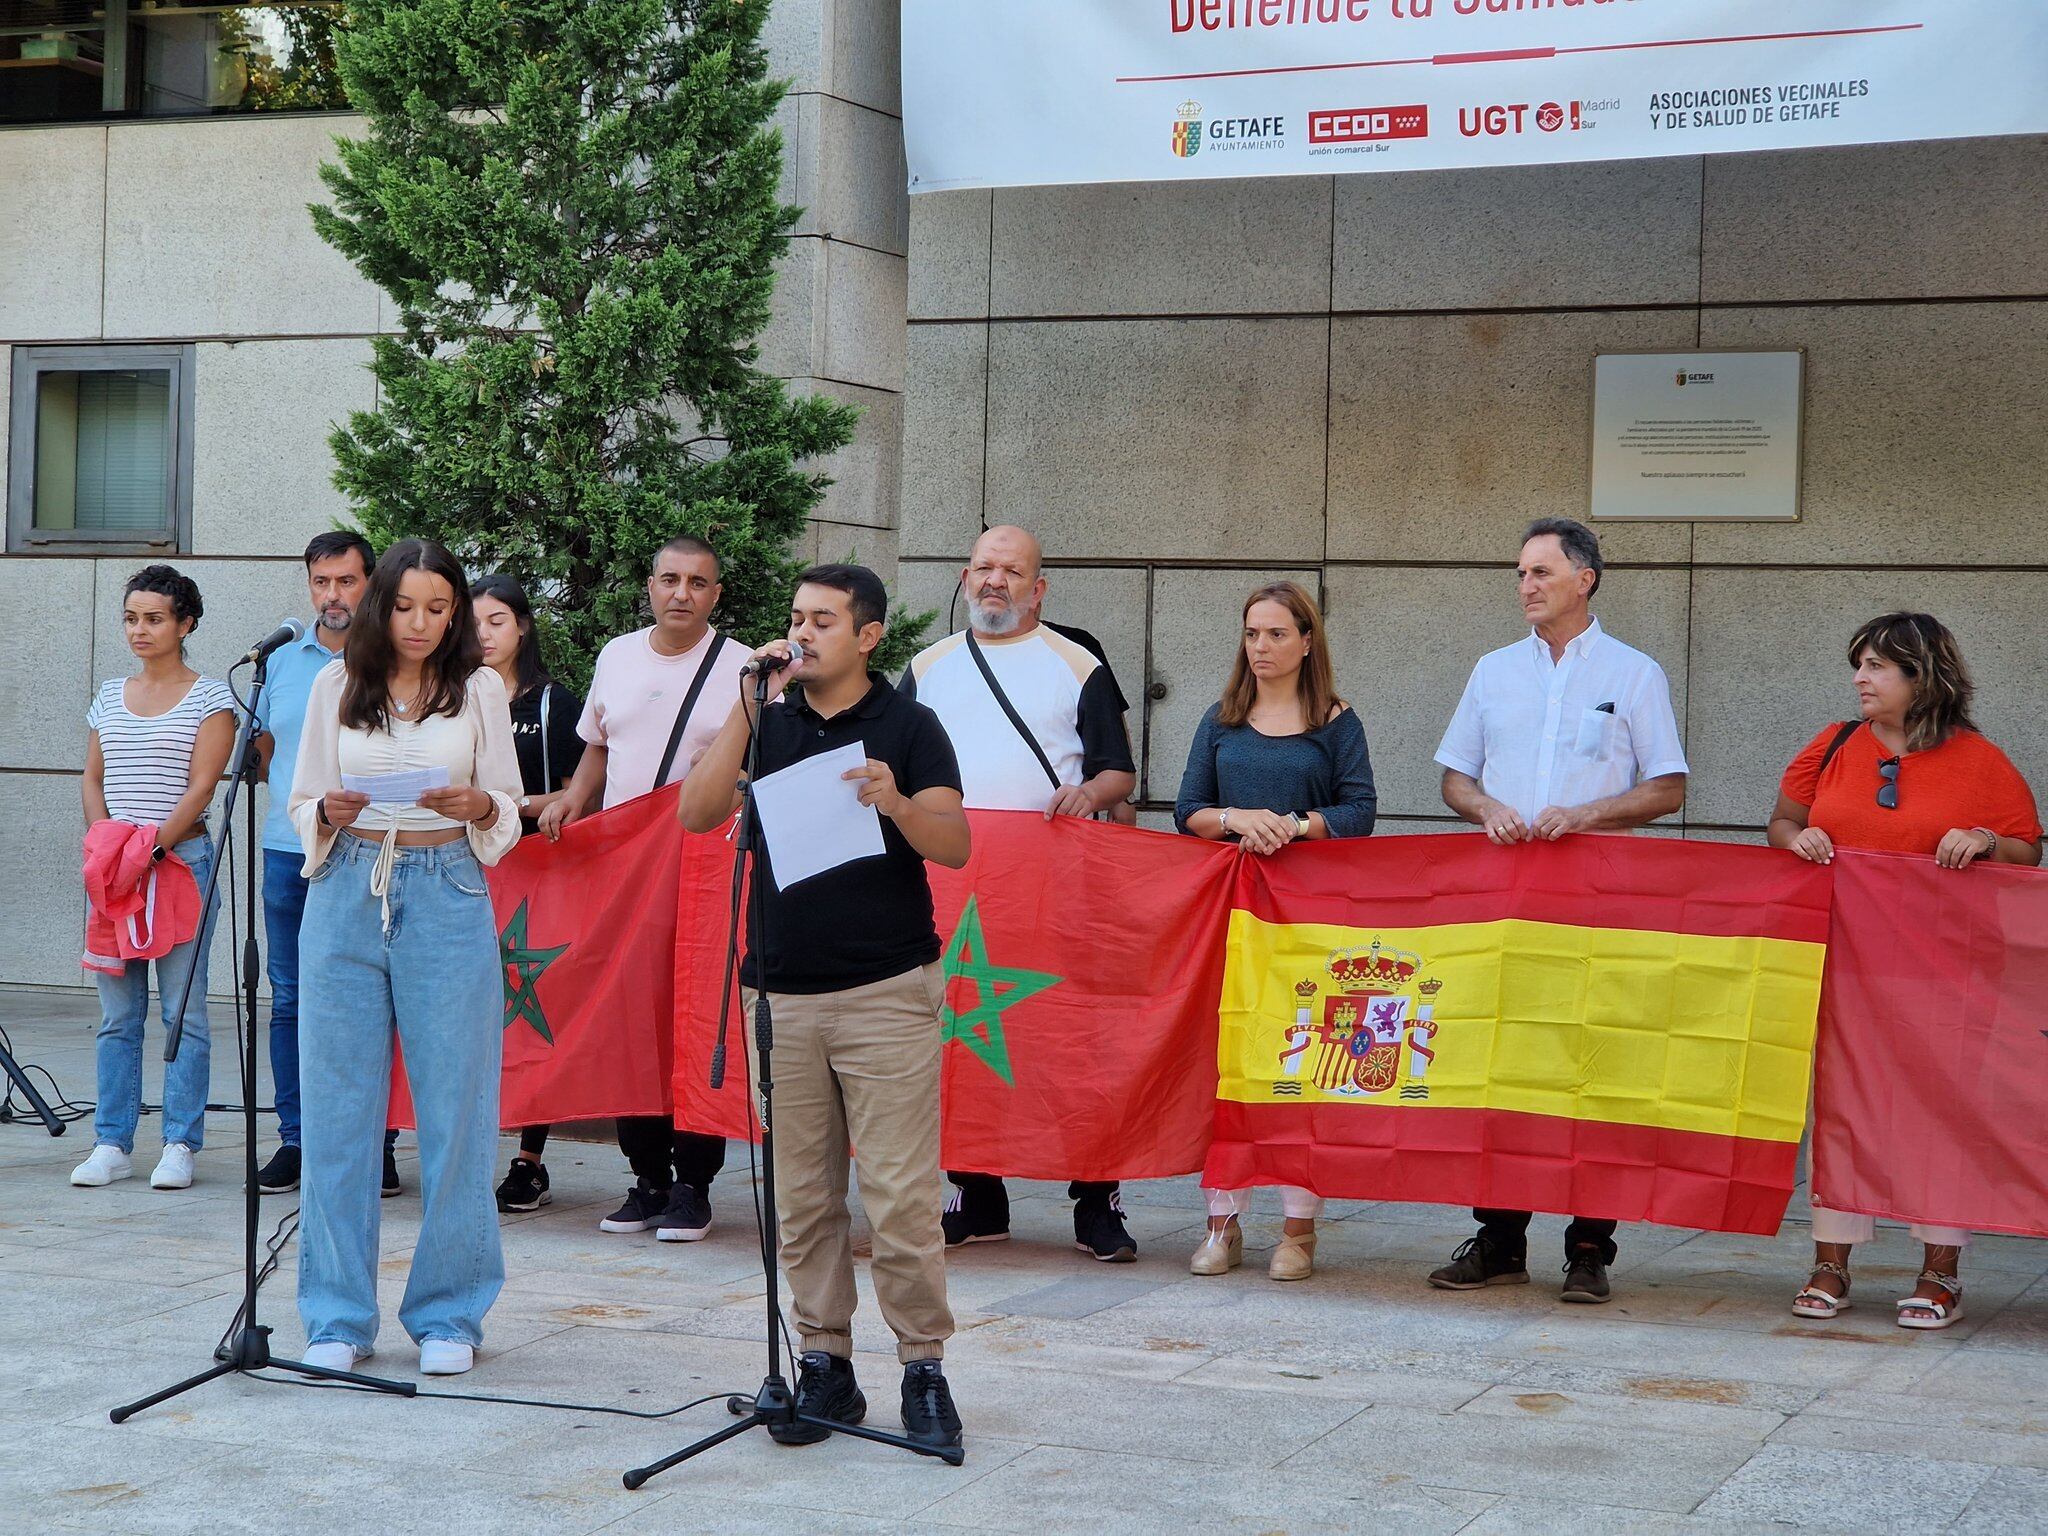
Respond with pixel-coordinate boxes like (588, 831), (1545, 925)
(746, 963), (953, 1363)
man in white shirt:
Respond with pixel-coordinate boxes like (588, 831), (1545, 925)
(1429, 517), (1688, 1306)
(541, 534), (750, 1244)
(902, 525), (1139, 1262)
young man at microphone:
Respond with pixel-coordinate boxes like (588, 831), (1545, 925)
(680, 564), (971, 1452)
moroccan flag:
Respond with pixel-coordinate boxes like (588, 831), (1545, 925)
(1812, 849), (2048, 1239)
(389, 787), (683, 1130)
(1205, 834), (1833, 1235)
(671, 811), (1233, 1181)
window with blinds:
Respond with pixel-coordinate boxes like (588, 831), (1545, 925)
(7, 344), (193, 552)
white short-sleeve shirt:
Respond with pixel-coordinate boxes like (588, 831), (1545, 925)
(1433, 617), (1688, 825)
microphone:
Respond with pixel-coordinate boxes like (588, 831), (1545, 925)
(738, 640), (804, 678)
(243, 617), (306, 665)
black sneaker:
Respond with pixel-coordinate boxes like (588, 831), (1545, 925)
(495, 1158), (551, 1213)
(1561, 1246), (1613, 1304)
(381, 1146), (402, 1198)
(655, 1183), (712, 1243)
(900, 1360), (962, 1450)
(941, 1178), (1010, 1248)
(255, 1145), (301, 1194)
(1073, 1190), (1137, 1263)
(772, 1351), (866, 1446)
(598, 1180), (669, 1233)
(1428, 1235), (1530, 1291)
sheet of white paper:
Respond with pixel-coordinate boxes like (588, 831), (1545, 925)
(749, 741), (886, 890)
(341, 766), (451, 805)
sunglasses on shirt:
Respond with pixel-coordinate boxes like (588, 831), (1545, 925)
(1877, 755), (1900, 810)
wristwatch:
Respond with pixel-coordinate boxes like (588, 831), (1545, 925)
(518, 795), (533, 814)
(150, 843), (168, 864)
(1294, 812), (1312, 837)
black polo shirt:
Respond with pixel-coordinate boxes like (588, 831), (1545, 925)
(743, 673), (963, 994)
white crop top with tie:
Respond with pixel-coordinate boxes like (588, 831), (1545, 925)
(288, 661), (524, 881)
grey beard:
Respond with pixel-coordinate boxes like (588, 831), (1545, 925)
(316, 610), (353, 633)
(968, 602), (1020, 637)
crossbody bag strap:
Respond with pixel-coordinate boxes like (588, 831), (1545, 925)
(1817, 719), (1861, 777)
(655, 633), (731, 788)
(965, 630), (1061, 790)
(539, 683), (554, 793)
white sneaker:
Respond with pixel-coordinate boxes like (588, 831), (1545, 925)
(71, 1145), (134, 1187)
(302, 1341), (371, 1373)
(418, 1339), (475, 1376)
(150, 1144), (196, 1189)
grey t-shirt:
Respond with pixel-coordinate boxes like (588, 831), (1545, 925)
(1174, 704), (1377, 839)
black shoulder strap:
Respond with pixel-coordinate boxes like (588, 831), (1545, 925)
(655, 633), (731, 788)
(1817, 719), (1861, 777)
(964, 630), (1060, 790)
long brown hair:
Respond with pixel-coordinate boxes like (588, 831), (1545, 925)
(341, 539), (482, 732)
(1846, 611), (1978, 753)
(1217, 581), (1340, 730)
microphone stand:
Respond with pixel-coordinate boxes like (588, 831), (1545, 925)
(113, 647), (415, 1422)
(625, 666), (961, 1485)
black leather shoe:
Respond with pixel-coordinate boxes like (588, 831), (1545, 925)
(1428, 1235), (1530, 1290)
(900, 1360), (962, 1449)
(381, 1145), (402, 1198)
(772, 1351), (865, 1446)
(1561, 1246), (1613, 1304)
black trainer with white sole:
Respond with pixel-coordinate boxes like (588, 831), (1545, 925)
(495, 1157), (551, 1213)
(1073, 1190), (1137, 1263)
(655, 1183), (712, 1242)
(599, 1181), (669, 1233)
(255, 1145), (301, 1194)
(942, 1176), (1010, 1248)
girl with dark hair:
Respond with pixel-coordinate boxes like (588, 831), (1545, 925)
(471, 572), (583, 1212)
(1174, 581), (1377, 1283)
(1770, 611), (2041, 1331)
(288, 539), (524, 1377)
(73, 565), (238, 1191)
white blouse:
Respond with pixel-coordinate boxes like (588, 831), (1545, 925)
(288, 660), (523, 876)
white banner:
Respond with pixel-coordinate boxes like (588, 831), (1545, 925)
(903, 0), (2048, 192)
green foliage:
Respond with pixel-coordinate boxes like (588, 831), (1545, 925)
(314, 0), (920, 690)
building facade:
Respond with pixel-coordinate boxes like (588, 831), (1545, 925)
(2, 0), (2043, 988)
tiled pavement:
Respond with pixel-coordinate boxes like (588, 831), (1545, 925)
(3, 986), (2045, 1534)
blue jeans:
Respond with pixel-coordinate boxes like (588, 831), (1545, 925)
(92, 834), (218, 1154)
(296, 835), (504, 1350)
(261, 849), (307, 1148)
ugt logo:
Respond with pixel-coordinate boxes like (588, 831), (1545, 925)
(1172, 100), (1204, 158)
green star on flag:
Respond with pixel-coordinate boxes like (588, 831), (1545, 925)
(499, 899), (569, 1045)
(938, 895), (1062, 1086)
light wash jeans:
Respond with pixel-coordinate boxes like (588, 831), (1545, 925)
(92, 834), (217, 1154)
(296, 835), (504, 1351)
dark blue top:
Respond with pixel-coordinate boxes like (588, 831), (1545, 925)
(1174, 704), (1377, 840)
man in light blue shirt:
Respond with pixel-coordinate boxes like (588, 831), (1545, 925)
(251, 531), (378, 1195)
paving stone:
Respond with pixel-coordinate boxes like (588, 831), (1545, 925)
(1951, 1466), (2048, 1535)
(918, 1444), (1493, 1534)
(1690, 1443), (1996, 1530)
(1280, 1403), (1759, 1513)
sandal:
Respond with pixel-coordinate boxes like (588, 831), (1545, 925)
(1792, 1260), (1853, 1319)
(1897, 1270), (1963, 1330)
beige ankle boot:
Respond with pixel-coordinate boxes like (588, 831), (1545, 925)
(1190, 1221), (1243, 1275)
(1269, 1228), (1316, 1282)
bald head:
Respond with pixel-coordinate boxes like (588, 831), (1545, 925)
(964, 525), (1047, 637)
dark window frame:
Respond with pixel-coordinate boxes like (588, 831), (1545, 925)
(6, 342), (195, 555)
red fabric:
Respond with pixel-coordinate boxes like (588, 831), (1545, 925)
(1209, 1102), (1799, 1236)
(388, 787), (685, 1130)
(671, 811), (1236, 1181)
(82, 820), (200, 972)
(1781, 722), (2042, 854)
(1812, 848), (2048, 1238)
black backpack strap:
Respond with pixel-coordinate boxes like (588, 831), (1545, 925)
(655, 633), (731, 788)
(965, 630), (1061, 790)
(1816, 719), (1861, 777)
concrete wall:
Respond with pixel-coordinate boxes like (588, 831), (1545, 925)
(0, 1), (910, 989)
(898, 136), (2048, 837)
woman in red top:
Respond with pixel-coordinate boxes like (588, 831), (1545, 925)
(1769, 612), (2042, 1330)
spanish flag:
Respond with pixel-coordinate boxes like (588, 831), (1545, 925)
(1204, 835), (1834, 1235)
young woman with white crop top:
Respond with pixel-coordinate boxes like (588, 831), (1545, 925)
(287, 538), (522, 1378)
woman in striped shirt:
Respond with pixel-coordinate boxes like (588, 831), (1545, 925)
(73, 565), (237, 1192)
